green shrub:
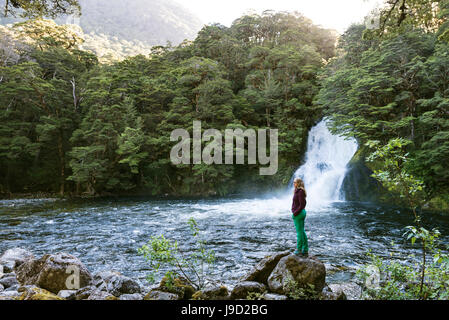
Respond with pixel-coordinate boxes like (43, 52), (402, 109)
(138, 217), (216, 291)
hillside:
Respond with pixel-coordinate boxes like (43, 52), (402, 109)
(1, 0), (204, 62)
(71, 0), (204, 46)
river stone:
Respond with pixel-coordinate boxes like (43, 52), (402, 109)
(15, 252), (93, 294)
(18, 285), (64, 300)
(267, 254), (326, 294)
(0, 284), (4, 292)
(0, 248), (34, 271)
(106, 274), (142, 296)
(230, 281), (267, 300)
(144, 290), (179, 300)
(0, 275), (19, 288)
(75, 286), (98, 300)
(119, 293), (143, 300)
(0, 290), (21, 300)
(6, 284), (20, 292)
(263, 293), (288, 300)
(88, 290), (117, 300)
(58, 290), (77, 300)
(241, 251), (291, 285)
(328, 283), (362, 300)
(321, 284), (347, 300)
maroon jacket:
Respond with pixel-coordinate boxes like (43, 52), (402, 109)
(292, 188), (307, 217)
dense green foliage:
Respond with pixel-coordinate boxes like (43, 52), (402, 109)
(317, 0), (449, 207)
(0, 11), (335, 196)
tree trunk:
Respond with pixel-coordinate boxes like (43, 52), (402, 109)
(58, 132), (65, 196)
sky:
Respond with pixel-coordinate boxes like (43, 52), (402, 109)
(183, 0), (384, 33)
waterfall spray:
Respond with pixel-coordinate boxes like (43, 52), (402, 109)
(290, 119), (358, 207)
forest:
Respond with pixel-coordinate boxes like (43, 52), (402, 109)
(0, 0), (448, 211)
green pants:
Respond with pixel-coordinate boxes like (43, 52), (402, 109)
(293, 209), (309, 254)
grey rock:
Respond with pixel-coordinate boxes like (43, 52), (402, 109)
(15, 252), (93, 294)
(241, 251), (291, 285)
(0, 290), (21, 300)
(106, 274), (141, 296)
(5, 284), (20, 292)
(0, 275), (19, 288)
(230, 281), (266, 300)
(267, 254), (326, 295)
(119, 293), (143, 300)
(0, 284), (4, 292)
(58, 290), (77, 300)
(144, 290), (179, 300)
(328, 283), (362, 301)
(263, 293), (288, 300)
(0, 248), (34, 271)
(92, 270), (121, 286)
(87, 290), (117, 300)
(74, 286), (97, 300)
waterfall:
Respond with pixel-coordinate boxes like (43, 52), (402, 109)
(290, 119), (358, 207)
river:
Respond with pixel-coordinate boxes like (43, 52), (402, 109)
(1, 120), (448, 288)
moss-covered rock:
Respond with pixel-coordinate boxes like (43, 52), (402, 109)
(191, 285), (229, 300)
(18, 286), (64, 300)
(157, 276), (195, 300)
(427, 195), (449, 212)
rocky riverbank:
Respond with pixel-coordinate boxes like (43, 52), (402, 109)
(0, 248), (361, 301)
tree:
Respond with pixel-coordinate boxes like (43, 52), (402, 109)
(365, 138), (431, 298)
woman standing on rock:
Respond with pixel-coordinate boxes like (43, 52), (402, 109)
(292, 178), (308, 257)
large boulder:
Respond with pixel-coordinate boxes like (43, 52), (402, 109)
(241, 251), (291, 285)
(267, 254), (326, 295)
(15, 252), (93, 294)
(230, 281), (267, 300)
(0, 248), (34, 272)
